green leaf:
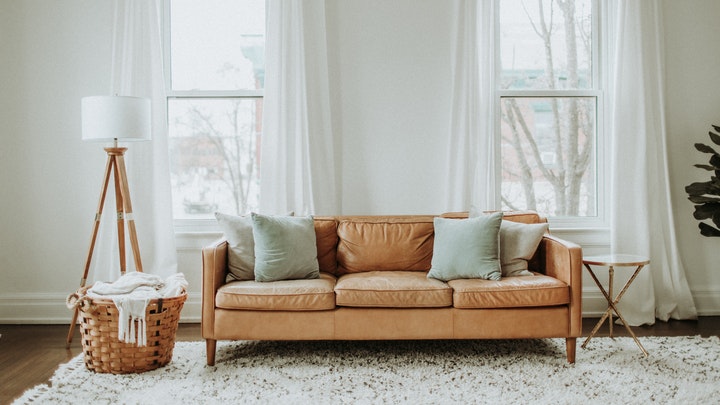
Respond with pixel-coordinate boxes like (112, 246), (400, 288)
(711, 154), (720, 168)
(688, 195), (720, 204)
(712, 124), (720, 133)
(694, 164), (718, 171)
(710, 131), (720, 146)
(686, 181), (720, 197)
(695, 143), (717, 154)
(693, 202), (720, 220)
(699, 222), (720, 237)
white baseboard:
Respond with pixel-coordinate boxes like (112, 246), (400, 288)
(0, 292), (202, 324)
(0, 289), (717, 324)
(582, 288), (720, 317)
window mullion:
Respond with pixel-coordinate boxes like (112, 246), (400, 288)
(168, 90), (263, 99)
(497, 90), (601, 98)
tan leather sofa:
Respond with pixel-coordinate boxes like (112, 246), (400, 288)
(201, 211), (583, 365)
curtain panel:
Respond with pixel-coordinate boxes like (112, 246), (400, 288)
(260, 0), (339, 216)
(608, 0), (697, 325)
(445, 0), (697, 325)
(446, 0), (497, 212)
(91, 0), (177, 282)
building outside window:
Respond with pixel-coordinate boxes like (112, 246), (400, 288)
(498, 0), (604, 225)
(164, 0), (265, 223)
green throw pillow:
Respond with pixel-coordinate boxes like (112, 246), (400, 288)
(427, 212), (502, 281)
(251, 213), (320, 282)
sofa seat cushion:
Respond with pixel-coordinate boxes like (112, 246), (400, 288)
(335, 271), (452, 308)
(448, 273), (569, 309)
(216, 272), (336, 311)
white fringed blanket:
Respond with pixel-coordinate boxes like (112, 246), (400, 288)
(87, 272), (188, 346)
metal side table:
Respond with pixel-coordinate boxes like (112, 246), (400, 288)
(582, 254), (650, 357)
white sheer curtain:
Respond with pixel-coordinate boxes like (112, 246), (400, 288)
(609, 0), (697, 325)
(91, 0), (177, 281)
(446, 0), (497, 212)
(260, 0), (338, 216)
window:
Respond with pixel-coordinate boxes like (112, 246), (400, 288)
(164, 0), (265, 222)
(497, 0), (604, 223)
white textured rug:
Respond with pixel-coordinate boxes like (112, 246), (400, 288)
(14, 336), (720, 404)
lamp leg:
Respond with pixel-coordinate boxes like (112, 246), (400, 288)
(115, 153), (143, 272)
(66, 153), (114, 348)
(112, 157), (127, 275)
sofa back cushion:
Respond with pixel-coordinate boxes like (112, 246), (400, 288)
(336, 216), (435, 275)
(314, 217), (339, 274)
(442, 210), (543, 224)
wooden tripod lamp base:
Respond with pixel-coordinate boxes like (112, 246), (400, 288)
(66, 95), (151, 348)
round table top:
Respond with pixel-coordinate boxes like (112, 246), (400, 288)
(583, 254), (650, 267)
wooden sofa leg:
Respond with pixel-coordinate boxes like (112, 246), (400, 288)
(566, 337), (576, 364)
(206, 339), (217, 366)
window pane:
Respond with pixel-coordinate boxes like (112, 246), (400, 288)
(170, 0), (265, 91)
(500, 0), (592, 90)
(168, 98), (261, 219)
(500, 97), (596, 217)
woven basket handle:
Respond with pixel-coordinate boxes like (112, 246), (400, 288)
(66, 291), (94, 312)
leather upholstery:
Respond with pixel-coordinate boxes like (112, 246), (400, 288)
(216, 272), (337, 311)
(335, 308), (454, 339)
(448, 273), (569, 309)
(201, 211), (584, 365)
(336, 216), (435, 274)
(453, 307), (569, 338)
(314, 217), (339, 274)
(335, 271), (452, 308)
(213, 309), (335, 340)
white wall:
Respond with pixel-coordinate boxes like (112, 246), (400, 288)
(0, 0), (114, 321)
(327, 0), (453, 215)
(663, 0), (720, 313)
(1, 0), (719, 323)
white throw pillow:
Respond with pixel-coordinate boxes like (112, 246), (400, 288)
(215, 212), (256, 281)
(499, 220), (549, 276)
(469, 207), (549, 276)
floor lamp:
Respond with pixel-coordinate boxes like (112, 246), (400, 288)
(65, 95), (151, 348)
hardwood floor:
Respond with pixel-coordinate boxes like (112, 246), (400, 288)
(2, 318), (719, 404)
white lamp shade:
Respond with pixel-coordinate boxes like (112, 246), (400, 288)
(81, 95), (151, 142)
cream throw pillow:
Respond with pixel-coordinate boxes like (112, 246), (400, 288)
(499, 220), (549, 276)
(215, 212), (255, 281)
(468, 207), (548, 276)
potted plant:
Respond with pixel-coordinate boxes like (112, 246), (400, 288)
(686, 124), (720, 236)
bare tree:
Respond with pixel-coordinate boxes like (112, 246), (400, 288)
(501, 0), (594, 216)
(174, 100), (258, 214)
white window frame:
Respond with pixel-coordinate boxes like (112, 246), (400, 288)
(162, 0), (264, 234)
(494, 0), (609, 230)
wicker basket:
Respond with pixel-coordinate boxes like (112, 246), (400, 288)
(75, 288), (187, 374)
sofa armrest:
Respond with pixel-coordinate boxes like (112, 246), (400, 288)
(201, 239), (228, 339)
(540, 234), (583, 337)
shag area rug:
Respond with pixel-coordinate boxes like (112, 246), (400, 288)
(14, 336), (719, 404)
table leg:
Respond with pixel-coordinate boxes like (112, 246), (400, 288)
(608, 266), (614, 338)
(582, 307), (612, 349)
(582, 264), (612, 349)
(606, 265), (649, 356)
(581, 263), (649, 357)
(607, 299), (649, 357)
